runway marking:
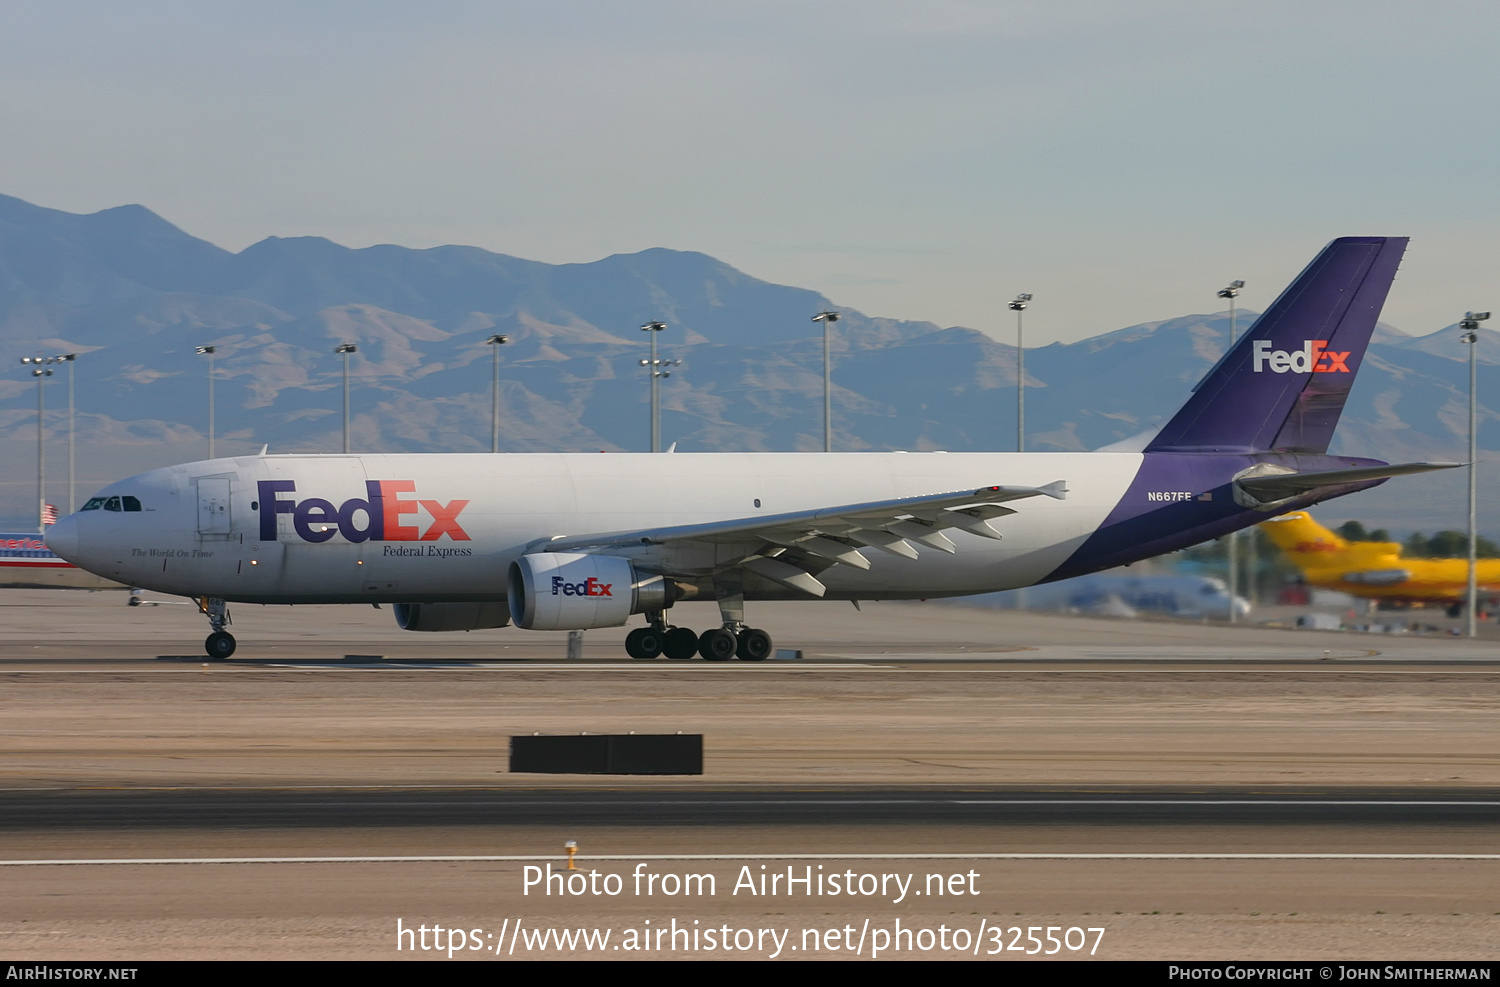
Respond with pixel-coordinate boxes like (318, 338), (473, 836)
(0, 663), (899, 672)
(243, 798), (1500, 807)
(949, 799), (1500, 806)
(10, 783), (1500, 801)
(5, 663), (1500, 675)
(6, 793), (1500, 807)
(5, 852), (1500, 866)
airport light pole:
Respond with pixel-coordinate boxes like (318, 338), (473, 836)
(486, 334), (509, 453)
(1218, 280), (1246, 622)
(639, 322), (678, 453)
(813, 311), (839, 451)
(1461, 311), (1489, 638)
(58, 353), (76, 513)
(335, 342), (357, 454)
(20, 356), (56, 532)
(1010, 294), (1032, 451)
(1218, 280), (1245, 341)
(637, 354), (680, 452)
(641, 322), (664, 452)
(196, 346), (216, 459)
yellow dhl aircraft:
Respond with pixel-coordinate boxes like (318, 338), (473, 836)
(1259, 511), (1500, 614)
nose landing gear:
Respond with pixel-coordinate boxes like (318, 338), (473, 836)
(198, 596), (236, 659)
(206, 631), (236, 660)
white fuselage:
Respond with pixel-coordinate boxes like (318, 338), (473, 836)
(47, 451), (1145, 604)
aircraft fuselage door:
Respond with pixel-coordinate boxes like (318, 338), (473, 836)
(197, 477), (232, 536)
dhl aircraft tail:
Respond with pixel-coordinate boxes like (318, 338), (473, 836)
(1259, 511), (1346, 557)
(1259, 512), (1401, 572)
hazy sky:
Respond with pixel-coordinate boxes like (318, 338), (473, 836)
(2, 0), (1495, 343)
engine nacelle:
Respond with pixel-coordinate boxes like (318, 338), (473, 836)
(507, 552), (675, 630)
(393, 601), (511, 632)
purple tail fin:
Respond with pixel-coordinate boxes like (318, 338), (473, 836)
(1145, 236), (1408, 454)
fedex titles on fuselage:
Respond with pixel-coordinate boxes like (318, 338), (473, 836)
(1252, 339), (1350, 374)
(258, 480), (469, 543)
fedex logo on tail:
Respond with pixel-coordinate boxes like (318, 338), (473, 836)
(258, 480), (470, 543)
(1252, 340), (1351, 374)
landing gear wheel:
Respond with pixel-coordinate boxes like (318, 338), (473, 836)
(625, 626), (665, 660)
(205, 631), (236, 660)
(664, 626), (699, 660)
(736, 628), (773, 661)
(698, 627), (737, 661)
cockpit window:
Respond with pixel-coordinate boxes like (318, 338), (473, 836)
(81, 494), (143, 512)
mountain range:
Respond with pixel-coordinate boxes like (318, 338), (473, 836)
(1, 193), (1494, 534)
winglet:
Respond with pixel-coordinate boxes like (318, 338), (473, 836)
(1037, 480), (1068, 500)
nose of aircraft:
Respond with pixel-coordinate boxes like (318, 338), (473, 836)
(44, 514), (79, 563)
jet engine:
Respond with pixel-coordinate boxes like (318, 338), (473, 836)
(507, 552), (678, 630)
(393, 601), (511, 632)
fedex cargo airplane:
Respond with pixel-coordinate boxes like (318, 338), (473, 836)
(44, 237), (1452, 661)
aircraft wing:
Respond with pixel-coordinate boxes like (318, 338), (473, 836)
(536, 481), (1068, 596)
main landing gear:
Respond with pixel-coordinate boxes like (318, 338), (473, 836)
(199, 596), (237, 659)
(625, 612), (774, 662)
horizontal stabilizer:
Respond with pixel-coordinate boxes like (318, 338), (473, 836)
(1237, 462), (1460, 501)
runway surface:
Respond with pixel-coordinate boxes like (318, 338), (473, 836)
(3, 588), (1500, 960)
(7, 787), (1500, 830)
